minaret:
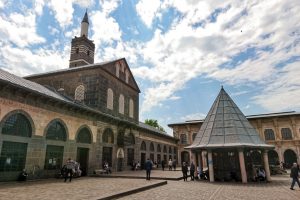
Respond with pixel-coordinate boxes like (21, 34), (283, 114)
(69, 10), (95, 68)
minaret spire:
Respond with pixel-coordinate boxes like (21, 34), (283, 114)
(69, 10), (95, 68)
(81, 10), (89, 37)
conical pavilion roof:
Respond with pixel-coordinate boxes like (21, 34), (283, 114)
(187, 87), (273, 150)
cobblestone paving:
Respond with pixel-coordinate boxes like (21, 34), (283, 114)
(121, 176), (300, 200)
(0, 171), (299, 200)
(0, 177), (162, 200)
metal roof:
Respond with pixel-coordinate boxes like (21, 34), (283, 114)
(186, 87), (273, 150)
(82, 10), (89, 24)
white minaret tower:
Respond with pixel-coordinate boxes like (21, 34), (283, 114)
(81, 10), (89, 37)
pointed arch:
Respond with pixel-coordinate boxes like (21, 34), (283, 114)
(150, 142), (155, 152)
(103, 128), (114, 144)
(45, 119), (68, 141)
(0, 110), (34, 137)
(140, 141), (146, 151)
(76, 126), (92, 144)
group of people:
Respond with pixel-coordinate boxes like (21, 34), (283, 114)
(181, 161), (195, 181)
(161, 159), (176, 171)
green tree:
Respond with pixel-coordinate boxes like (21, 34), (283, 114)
(144, 119), (165, 132)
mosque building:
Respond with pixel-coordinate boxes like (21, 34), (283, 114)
(0, 11), (299, 182)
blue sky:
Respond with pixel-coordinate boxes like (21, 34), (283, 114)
(1, 0), (300, 135)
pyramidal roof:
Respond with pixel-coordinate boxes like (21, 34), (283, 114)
(187, 87), (273, 149)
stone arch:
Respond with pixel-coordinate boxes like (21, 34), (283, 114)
(284, 149), (297, 168)
(126, 132), (135, 145)
(76, 125), (92, 144)
(102, 128), (114, 144)
(44, 118), (68, 141)
(140, 141), (146, 151)
(0, 109), (35, 137)
(150, 142), (154, 152)
(268, 150), (279, 165)
(107, 88), (114, 110)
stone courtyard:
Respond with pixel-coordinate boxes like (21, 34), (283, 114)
(0, 170), (299, 200)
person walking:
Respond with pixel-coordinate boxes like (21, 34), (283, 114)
(290, 162), (300, 190)
(145, 158), (153, 180)
(172, 159), (176, 171)
(182, 162), (188, 181)
(190, 161), (195, 181)
(168, 159), (172, 171)
(64, 158), (75, 182)
(161, 160), (165, 171)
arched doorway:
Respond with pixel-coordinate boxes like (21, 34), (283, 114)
(117, 148), (124, 171)
(181, 151), (190, 164)
(268, 150), (279, 166)
(284, 149), (297, 168)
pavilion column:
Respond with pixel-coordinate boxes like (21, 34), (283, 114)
(202, 151), (208, 169)
(198, 151), (202, 173)
(207, 150), (214, 182)
(263, 150), (271, 182)
(238, 149), (247, 183)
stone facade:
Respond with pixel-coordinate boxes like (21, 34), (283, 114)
(26, 58), (140, 123)
(168, 112), (300, 168)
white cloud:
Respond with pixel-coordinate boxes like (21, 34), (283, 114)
(180, 112), (207, 121)
(253, 62), (300, 111)
(0, 11), (45, 47)
(0, 45), (68, 76)
(47, 0), (74, 28)
(136, 0), (161, 28)
(133, 0), (300, 114)
(34, 0), (45, 15)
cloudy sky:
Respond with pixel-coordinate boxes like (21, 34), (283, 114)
(1, 0), (300, 135)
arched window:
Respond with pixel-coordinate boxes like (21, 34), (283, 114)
(180, 134), (187, 144)
(129, 99), (134, 118)
(1, 113), (32, 137)
(119, 94), (124, 114)
(77, 127), (92, 144)
(169, 146), (172, 154)
(281, 128), (293, 140)
(76, 47), (79, 54)
(125, 132), (135, 145)
(74, 85), (85, 102)
(140, 141), (146, 151)
(264, 129), (275, 140)
(46, 120), (67, 141)
(157, 144), (161, 152)
(115, 62), (120, 77)
(103, 128), (114, 144)
(150, 142), (154, 152)
(163, 145), (167, 153)
(192, 133), (197, 141)
(107, 88), (114, 110)
(125, 70), (129, 83)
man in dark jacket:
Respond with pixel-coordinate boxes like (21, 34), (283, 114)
(290, 162), (300, 190)
(190, 161), (195, 181)
(182, 162), (188, 181)
(145, 158), (153, 180)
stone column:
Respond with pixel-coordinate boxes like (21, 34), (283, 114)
(278, 146), (284, 163)
(202, 151), (208, 169)
(263, 150), (271, 182)
(238, 149), (247, 183)
(207, 150), (214, 182)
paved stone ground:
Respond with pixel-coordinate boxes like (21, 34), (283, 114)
(0, 177), (163, 200)
(0, 170), (299, 200)
(120, 175), (300, 200)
